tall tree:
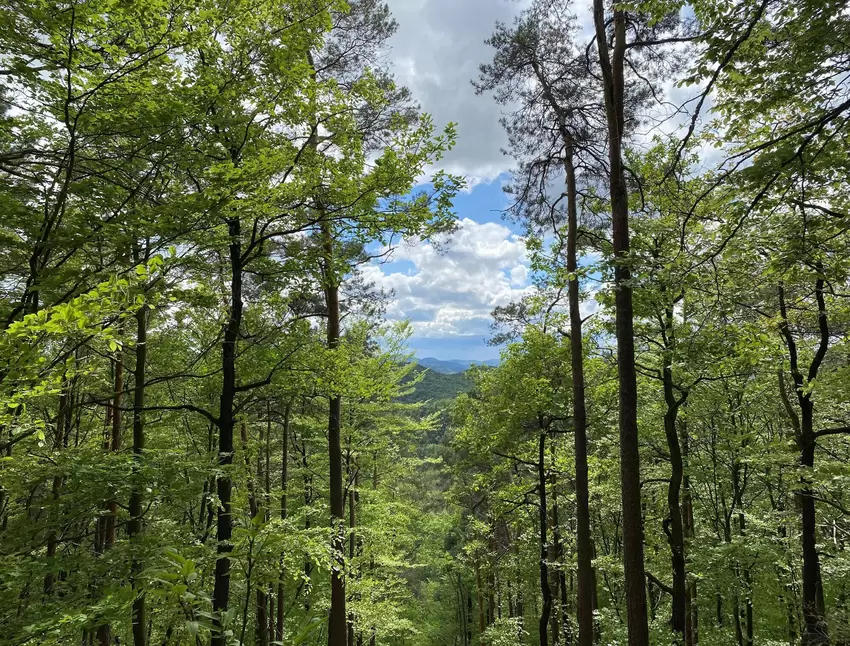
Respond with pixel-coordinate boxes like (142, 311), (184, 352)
(591, 2), (648, 642)
(476, 6), (604, 641)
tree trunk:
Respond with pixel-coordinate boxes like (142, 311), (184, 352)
(488, 575), (496, 626)
(467, 592), (474, 646)
(682, 417), (698, 646)
(778, 279), (830, 645)
(276, 403), (290, 643)
(662, 366), (687, 642)
(476, 560), (486, 640)
(44, 381), (71, 595)
(799, 425), (828, 645)
(96, 351), (123, 646)
(592, 2), (649, 644)
(324, 219), (347, 646)
(538, 430), (552, 646)
(212, 217), (242, 646)
(565, 145), (594, 646)
(129, 304), (148, 646)
(733, 592), (744, 646)
(549, 443), (562, 645)
(458, 574), (468, 645)
(241, 421), (268, 646)
(303, 436), (314, 613)
(348, 456), (357, 646)
(105, 354), (123, 548)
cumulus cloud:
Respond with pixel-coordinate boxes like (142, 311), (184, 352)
(361, 218), (533, 338)
(375, 1), (700, 350)
(385, 0), (524, 183)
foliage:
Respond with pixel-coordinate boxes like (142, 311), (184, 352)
(1, 1), (849, 646)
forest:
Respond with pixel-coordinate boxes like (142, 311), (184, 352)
(0, 0), (848, 645)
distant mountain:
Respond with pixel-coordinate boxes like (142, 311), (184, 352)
(415, 357), (499, 374)
(398, 365), (472, 404)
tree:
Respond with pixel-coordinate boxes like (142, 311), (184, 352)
(476, 6), (604, 641)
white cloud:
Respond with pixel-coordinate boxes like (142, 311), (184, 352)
(509, 264), (528, 287)
(385, 0), (525, 184)
(362, 218), (533, 338)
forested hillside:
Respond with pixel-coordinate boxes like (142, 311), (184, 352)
(0, 1), (848, 646)
(399, 366), (472, 405)
(414, 358), (500, 374)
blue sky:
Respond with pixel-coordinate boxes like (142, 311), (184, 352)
(368, 0), (701, 360)
(364, 176), (533, 361)
(367, 0), (580, 361)
(362, 0), (533, 361)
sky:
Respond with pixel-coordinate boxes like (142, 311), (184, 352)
(364, 0), (530, 361)
(360, 0), (707, 361)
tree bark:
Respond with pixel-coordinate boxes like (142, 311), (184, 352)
(129, 304), (148, 646)
(276, 403), (290, 643)
(302, 433), (314, 613)
(105, 354), (123, 548)
(662, 361), (687, 641)
(538, 429), (552, 646)
(565, 144), (595, 646)
(212, 217), (242, 646)
(44, 380), (71, 595)
(241, 421), (267, 646)
(592, 2), (650, 644)
(324, 219), (347, 646)
(97, 350), (123, 646)
(549, 442), (562, 645)
(682, 416), (698, 646)
(799, 430), (827, 646)
(348, 455), (358, 646)
(476, 560), (486, 639)
(467, 592), (474, 646)
(778, 280), (830, 645)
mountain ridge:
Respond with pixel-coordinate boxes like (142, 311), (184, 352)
(414, 356), (499, 374)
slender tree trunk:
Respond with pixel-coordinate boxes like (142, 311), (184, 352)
(242, 422), (259, 518)
(799, 425), (828, 646)
(302, 435), (314, 612)
(276, 403), (290, 643)
(737, 507), (754, 646)
(682, 417), (698, 646)
(263, 410), (273, 646)
(592, 4), (649, 645)
(517, 583), (525, 631)
(457, 574), (468, 645)
(467, 592), (474, 646)
(662, 370), (687, 642)
(348, 455), (357, 646)
(212, 217), (242, 646)
(241, 421), (268, 646)
(778, 279), (830, 645)
(96, 352), (123, 646)
(716, 595), (723, 628)
(549, 444), (562, 645)
(564, 146), (594, 646)
(493, 568), (501, 623)
(44, 382), (71, 595)
(488, 571), (496, 626)
(743, 564), (753, 646)
(538, 430), (552, 646)
(129, 304), (148, 646)
(323, 219), (347, 646)
(734, 592), (744, 646)
(730, 459), (753, 646)
(476, 560), (486, 640)
(105, 354), (123, 548)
